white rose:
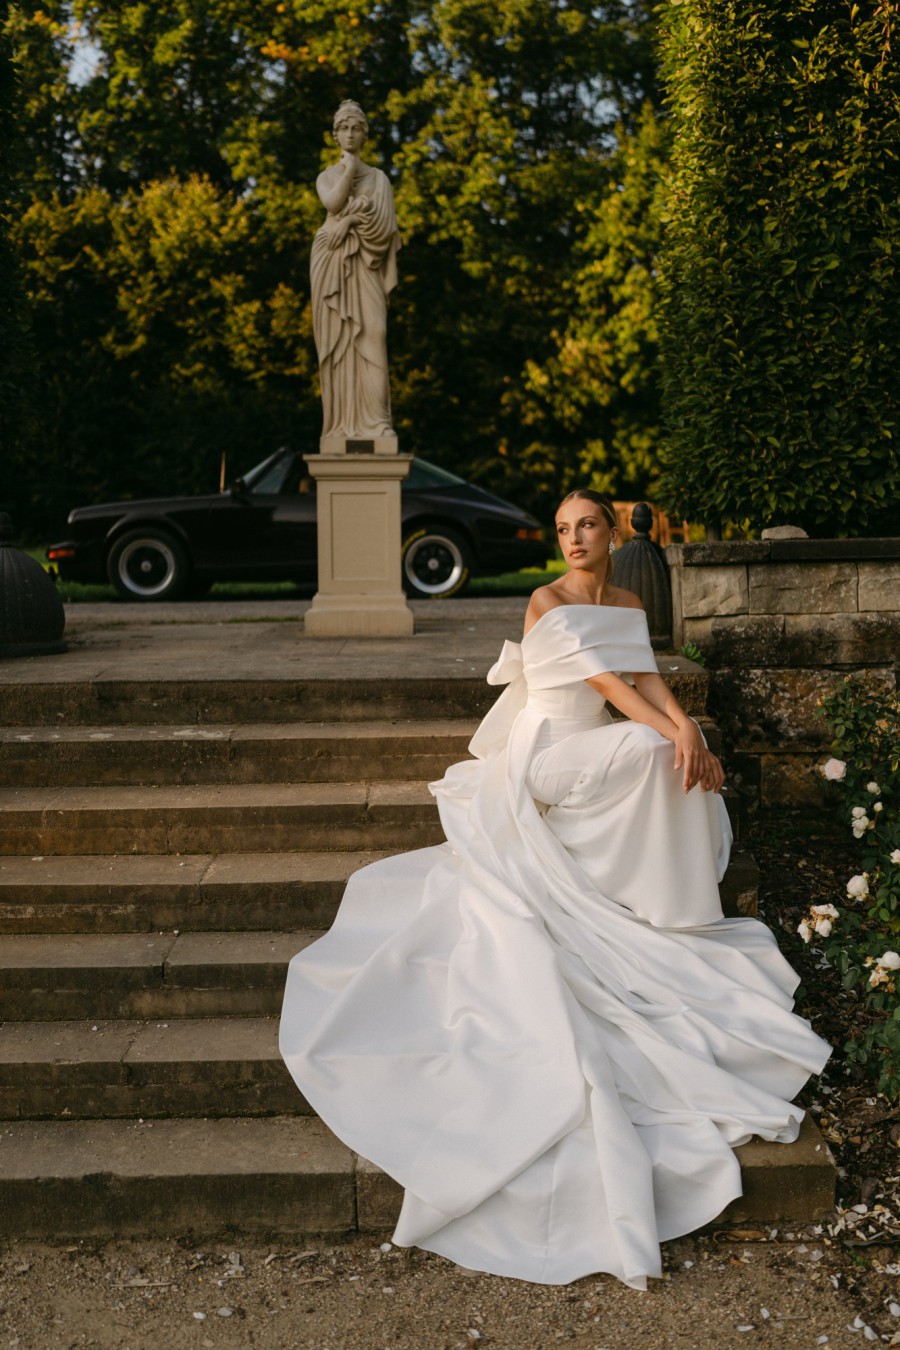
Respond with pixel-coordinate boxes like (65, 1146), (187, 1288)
(879, 951), (900, 970)
(866, 782), (881, 794)
(846, 875), (869, 899)
(891, 849), (900, 864)
(822, 758), (847, 781)
(852, 816), (870, 837)
(814, 918), (833, 937)
(851, 806), (867, 819)
(798, 919), (812, 943)
(873, 802), (883, 813)
(813, 903), (840, 917)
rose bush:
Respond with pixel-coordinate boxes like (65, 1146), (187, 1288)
(799, 678), (900, 1099)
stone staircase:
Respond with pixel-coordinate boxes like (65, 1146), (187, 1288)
(0, 671), (834, 1240)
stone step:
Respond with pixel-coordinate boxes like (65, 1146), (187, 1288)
(0, 720), (724, 791)
(0, 851), (391, 934)
(0, 845), (758, 1025)
(0, 931), (315, 1020)
(0, 1114), (835, 1240)
(0, 721), (475, 788)
(0, 842), (757, 936)
(0, 774), (740, 862)
(0, 1116), (359, 1238)
(0, 781), (444, 856)
(718, 844), (758, 918)
(0, 1017), (305, 1120)
(0, 670), (710, 728)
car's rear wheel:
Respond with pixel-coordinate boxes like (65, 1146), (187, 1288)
(402, 526), (472, 599)
(107, 530), (190, 602)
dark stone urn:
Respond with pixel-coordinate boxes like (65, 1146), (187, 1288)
(0, 514), (67, 657)
(613, 503), (673, 650)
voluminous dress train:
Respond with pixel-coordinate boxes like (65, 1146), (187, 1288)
(279, 605), (832, 1290)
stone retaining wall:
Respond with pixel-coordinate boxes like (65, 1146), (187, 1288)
(666, 540), (900, 808)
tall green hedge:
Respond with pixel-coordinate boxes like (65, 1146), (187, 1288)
(656, 0), (899, 537)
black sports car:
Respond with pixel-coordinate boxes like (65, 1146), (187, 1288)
(47, 449), (552, 601)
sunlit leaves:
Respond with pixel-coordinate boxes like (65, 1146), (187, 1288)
(5, 0), (658, 533)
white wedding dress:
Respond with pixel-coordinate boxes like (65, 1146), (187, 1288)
(279, 605), (831, 1289)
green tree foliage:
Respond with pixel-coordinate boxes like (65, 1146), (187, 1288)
(509, 103), (670, 520)
(656, 0), (900, 537)
(0, 0), (36, 529)
(4, 0), (658, 538)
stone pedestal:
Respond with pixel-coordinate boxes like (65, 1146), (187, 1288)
(303, 451), (415, 638)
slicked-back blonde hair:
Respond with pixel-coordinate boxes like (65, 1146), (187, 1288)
(557, 488), (617, 530)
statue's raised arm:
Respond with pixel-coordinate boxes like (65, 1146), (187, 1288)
(311, 100), (400, 445)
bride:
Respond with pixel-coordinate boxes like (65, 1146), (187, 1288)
(280, 488), (831, 1290)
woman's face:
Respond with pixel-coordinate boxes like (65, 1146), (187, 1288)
(335, 117), (367, 154)
(555, 499), (616, 571)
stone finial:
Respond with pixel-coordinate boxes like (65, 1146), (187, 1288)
(613, 503), (673, 649)
(0, 515), (67, 657)
(761, 525), (809, 540)
(630, 502), (653, 538)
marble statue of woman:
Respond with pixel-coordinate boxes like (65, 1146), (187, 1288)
(311, 100), (400, 444)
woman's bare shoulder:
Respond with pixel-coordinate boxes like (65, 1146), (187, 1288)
(608, 584), (644, 610)
(523, 583), (569, 634)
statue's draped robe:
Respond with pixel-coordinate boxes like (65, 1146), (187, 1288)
(280, 606), (832, 1289)
(311, 164), (400, 439)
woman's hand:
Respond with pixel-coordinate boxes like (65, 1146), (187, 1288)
(328, 213), (357, 250)
(673, 721), (725, 794)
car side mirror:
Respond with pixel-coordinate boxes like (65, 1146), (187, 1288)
(229, 477), (249, 499)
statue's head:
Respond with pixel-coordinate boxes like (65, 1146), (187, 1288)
(333, 100), (369, 139)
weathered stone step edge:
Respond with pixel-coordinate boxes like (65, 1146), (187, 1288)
(0, 1017), (307, 1121)
(0, 845), (757, 934)
(0, 1115), (835, 1239)
(0, 776), (738, 858)
(0, 781), (445, 857)
(0, 930), (316, 1021)
(0, 848), (758, 1024)
(0, 850), (392, 934)
(0, 721), (476, 788)
(0, 1116), (358, 1237)
(0, 671), (710, 727)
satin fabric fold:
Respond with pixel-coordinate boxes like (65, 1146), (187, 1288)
(280, 604), (831, 1288)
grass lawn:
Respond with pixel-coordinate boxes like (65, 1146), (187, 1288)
(24, 549), (565, 604)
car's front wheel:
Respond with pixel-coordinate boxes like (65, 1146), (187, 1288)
(107, 530), (190, 601)
(402, 526), (472, 599)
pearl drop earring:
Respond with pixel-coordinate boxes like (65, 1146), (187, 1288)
(608, 541), (616, 555)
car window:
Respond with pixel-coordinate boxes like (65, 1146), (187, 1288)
(243, 452), (465, 495)
(250, 457), (294, 494)
(404, 458), (467, 490)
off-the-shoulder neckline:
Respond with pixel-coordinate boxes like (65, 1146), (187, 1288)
(522, 603), (646, 640)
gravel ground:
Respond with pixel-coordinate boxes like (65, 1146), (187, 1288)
(0, 1228), (895, 1350)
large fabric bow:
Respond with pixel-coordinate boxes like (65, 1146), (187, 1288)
(469, 641), (527, 759)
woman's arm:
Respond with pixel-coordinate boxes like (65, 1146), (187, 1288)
(632, 670), (692, 730)
(317, 156), (357, 215)
(586, 670), (725, 794)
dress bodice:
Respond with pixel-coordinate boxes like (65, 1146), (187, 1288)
(520, 604), (657, 689)
(470, 605), (657, 759)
